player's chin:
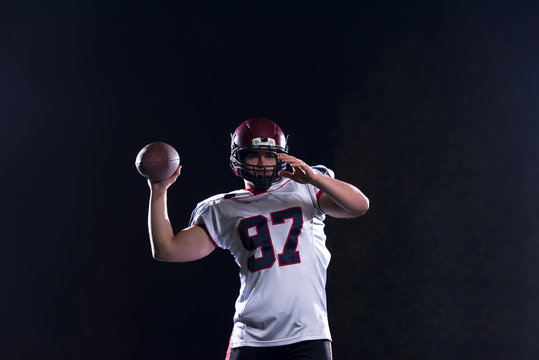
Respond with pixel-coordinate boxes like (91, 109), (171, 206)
(252, 171), (274, 177)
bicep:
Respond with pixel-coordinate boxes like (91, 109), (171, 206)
(318, 192), (358, 218)
(167, 225), (216, 262)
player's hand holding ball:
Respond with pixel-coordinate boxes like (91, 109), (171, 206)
(135, 142), (182, 189)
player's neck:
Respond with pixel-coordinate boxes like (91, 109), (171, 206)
(244, 181), (269, 194)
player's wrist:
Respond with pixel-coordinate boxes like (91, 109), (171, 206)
(150, 185), (167, 198)
(308, 173), (325, 187)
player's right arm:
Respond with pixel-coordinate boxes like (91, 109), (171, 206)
(147, 166), (216, 262)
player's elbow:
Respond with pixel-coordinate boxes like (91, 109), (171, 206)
(151, 245), (183, 262)
(349, 196), (370, 217)
(360, 196), (370, 215)
(152, 251), (188, 263)
(152, 244), (215, 263)
(152, 249), (174, 262)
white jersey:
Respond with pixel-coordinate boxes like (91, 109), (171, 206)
(189, 166), (335, 348)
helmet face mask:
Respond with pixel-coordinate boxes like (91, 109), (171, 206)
(230, 118), (288, 189)
(232, 151), (282, 189)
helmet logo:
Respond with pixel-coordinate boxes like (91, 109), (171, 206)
(252, 137), (276, 147)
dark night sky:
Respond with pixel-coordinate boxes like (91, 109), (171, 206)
(1, 1), (538, 359)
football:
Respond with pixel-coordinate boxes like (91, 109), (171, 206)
(135, 142), (180, 182)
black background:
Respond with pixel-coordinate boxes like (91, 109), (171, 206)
(1, 1), (538, 359)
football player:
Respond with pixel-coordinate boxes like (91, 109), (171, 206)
(146, 118), (369, 360)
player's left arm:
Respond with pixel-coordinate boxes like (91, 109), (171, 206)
(278, 153), (369, 218)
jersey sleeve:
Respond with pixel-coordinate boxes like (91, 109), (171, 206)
(188, 197), (226, 249)
(308, 165), (335, 214)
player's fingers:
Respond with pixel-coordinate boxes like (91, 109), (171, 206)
(162, 166), (181, 182)
(290, 163), (308, 173)
(165, 166), (182, 184)
(278, 153), (299, 162)
(278, 170), (293, 178)
(285, 159), (302, 168)
(279, 154), (309, 172)
(149, 165), (182, 189)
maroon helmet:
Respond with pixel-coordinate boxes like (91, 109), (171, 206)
(230, 118), (289, 189)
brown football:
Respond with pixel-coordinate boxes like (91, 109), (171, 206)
(135, 142), (180, 182)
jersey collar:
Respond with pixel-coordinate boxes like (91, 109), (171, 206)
(243, 178), (289, 195)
